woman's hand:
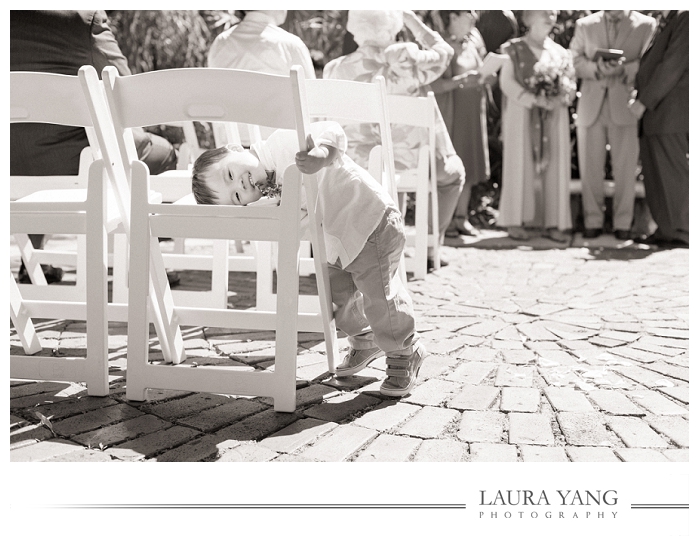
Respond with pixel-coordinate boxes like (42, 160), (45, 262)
(443, 154), (465, 180)
(454, 71), (481, 90)
(295, 135), (337, 174)
(534, 95), (555, 111)
(480, 72), (498, 86)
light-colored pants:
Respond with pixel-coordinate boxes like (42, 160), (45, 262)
(434, 154), (466, 242)
(578, 94), (639, 231)
(328, 207), (417, 358)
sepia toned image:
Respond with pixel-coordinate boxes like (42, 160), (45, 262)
(10, 9), (688, 471)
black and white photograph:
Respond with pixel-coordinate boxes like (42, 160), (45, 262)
(7, 6), (690, 545)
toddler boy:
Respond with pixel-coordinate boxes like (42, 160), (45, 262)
(191, 121), (427, 396)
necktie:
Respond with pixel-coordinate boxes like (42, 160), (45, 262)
(607, 15), (620, 46)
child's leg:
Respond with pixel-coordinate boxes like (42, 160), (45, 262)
(343, 208), (418, 357)
(327, 261), (375, 350)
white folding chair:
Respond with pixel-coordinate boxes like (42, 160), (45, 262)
(102, 65), (337, 412)
(9, 67), (120, 395)
(386, 92), (441, 280)
(306, 76), (396, 198)
(254, 75), (404, 313)
(11, 101), (100, 303)
(110, 118), (242, 310)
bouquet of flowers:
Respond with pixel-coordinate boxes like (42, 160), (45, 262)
(524, 53), (577, 174)
(526, 54), (577, 104)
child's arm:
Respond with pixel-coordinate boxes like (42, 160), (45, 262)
(295, 134), (340, 175)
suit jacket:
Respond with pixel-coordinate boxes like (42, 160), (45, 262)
(636, 11), (689, 136)
(570, 10), (656, 127)
(10, 10), (130, 176)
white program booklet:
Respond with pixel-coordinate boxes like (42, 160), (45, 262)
(478, 52), (507, 76)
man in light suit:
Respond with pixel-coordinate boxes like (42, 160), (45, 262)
(629, 11), (689, 248)
(570, 10), (656, 240)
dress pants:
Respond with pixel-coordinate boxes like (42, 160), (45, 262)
(578, 94), (639, 231)
(328, 208), (417, 358)
(639, 132), (689, 242)
(434, 154), (466, 242)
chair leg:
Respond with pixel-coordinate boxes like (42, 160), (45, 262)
(415, 184), (428, 280)
(273, 235), (300, 413)
(14, 233), (48, 285)
(125, 177), (152, 402)
(111, 233), (129, 303)
(429, 166), (441, 270)
(255, 241), (276, 311)
(84, 163), (109, 396)
(9, 272), (42, 355)
(148, 235), (186, 364)
(211, 239), (230, 309)
(75, 234), (87, 295)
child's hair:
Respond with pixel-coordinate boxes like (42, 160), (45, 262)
(191, 144), (244, 205)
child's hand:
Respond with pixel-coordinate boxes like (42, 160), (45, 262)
(295, 135), (335, 174)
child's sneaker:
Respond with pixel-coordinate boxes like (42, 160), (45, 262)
(335, 347), (384, 377)
(379, 342), (428, 397)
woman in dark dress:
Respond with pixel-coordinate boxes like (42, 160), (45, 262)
(431, 10), (491, 238)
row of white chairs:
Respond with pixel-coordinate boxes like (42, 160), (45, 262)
(9, 65), (441, 412)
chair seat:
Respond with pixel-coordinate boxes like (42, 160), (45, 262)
(16, 188), (163, 232)
(395, 170), (420, 191)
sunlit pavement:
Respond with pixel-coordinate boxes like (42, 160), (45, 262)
(10, 230), (689, 462)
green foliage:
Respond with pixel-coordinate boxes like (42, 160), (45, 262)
(283, 11), (348, 74)
(108, 10), (214, 73)
(108, 10), (349, 75)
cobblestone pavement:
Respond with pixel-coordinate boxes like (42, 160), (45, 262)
(10, 231), (689, 462)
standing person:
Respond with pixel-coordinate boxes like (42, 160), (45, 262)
(207, 10), (315, 146)
(430, 10), (490, 239)
(496, 10), (576, 242)
(569, 10), (656, 240)
(629, 11), (689, 248)
(207, 10), (315, 79)
(10, 9), (178, 284)
(324, 10), (465, 269)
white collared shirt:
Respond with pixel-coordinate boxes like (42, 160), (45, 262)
(252, 122), (396, 267)
(208, 12), (315, 79)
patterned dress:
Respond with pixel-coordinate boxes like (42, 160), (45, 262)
(323, 28), (455, 171)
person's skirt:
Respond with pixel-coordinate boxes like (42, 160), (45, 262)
(451, 86), (490, 186)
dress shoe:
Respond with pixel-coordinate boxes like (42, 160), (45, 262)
(582, 228), (603, 238)
(544, 228), (569, 243)
(633, 232), (670, 245)
(507, 226), (530, 241)
(166, 270), (181, 287)
(427, 257), (449, 271)
(454, 219), (480, 237)
(18, 263), (64, 284)
(668, 238), (689, 249)
(614, 230), (632, 241)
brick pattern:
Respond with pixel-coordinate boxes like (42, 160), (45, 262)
(9, 239), (689, 462)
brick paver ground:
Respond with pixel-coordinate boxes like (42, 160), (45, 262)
(9, 231), (690, 462)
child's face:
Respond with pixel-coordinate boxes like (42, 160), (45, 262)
(203, 148), (266, 205)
